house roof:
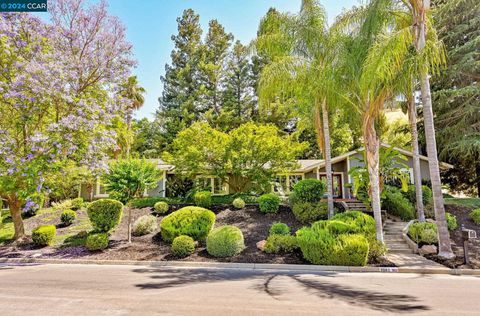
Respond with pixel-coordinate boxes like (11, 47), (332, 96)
(147, 159), (175, 171)
(294, 143), (454, 172)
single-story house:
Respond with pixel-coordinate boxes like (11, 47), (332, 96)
(79, 143), (453, 201)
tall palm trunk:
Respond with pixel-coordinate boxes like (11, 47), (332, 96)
(363, 114), (384, 242)
(321, 99), (334, 218)
(8, 196), (25, 240)
(415, 0), (454, 259)
(407, 95), (425, 222)
(126, 109), (133, 158)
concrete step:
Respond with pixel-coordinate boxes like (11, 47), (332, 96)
(388, 248), (414, 254)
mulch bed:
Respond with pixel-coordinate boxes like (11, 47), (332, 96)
(424, 204), (480, 269)
(0, 204), (393, 266)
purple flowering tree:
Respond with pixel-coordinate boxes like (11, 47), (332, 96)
(0, 0), (135, 240)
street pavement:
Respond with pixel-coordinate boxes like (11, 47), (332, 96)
(0, 263), (479, 315)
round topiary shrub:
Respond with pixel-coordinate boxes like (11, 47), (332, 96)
(171, 235), (195, 258)
(206, 225), (245, 258)
(160, 206), (216, 242)
(269, 222), (290, 236)
(446, 212), (458, 231)
(470, 209), (480, 225)
(32, 225), (56, 246)
(292, 202), (328, 223)
(258, 193), (281, 214)
(71, 197), (84, 211)
(85, 233), (109, 251)
(132, 215), (158, 236)
(153, 201), (169, 215)
(232, 198), (245, 209)
(291, 179), (326, 204)
(194, 191), (212, 208)
(60, 210), (77, 226)
(87, 199), (124, 233)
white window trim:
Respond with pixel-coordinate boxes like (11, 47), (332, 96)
(195, 175), (229, 196)
(272, 173), (305, 194)
(95, 178), (109, 198)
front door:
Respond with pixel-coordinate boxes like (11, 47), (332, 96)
(319, 174), (343, 198)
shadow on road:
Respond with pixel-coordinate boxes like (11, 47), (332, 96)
(132, 267), (430, 313)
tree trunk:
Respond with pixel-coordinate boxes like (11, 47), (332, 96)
(321, 100), (334, 218)
(9, 197), (25, 240)
(415, 0), (454, 259)
(363, 115), (384, 242)
(476, 162), (480, 198)
(408, 95), (425, 222)
(126, 109), (133, 158)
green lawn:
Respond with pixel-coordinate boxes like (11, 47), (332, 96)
(0, 210), (14, 245)
(444, 198), (480, 209)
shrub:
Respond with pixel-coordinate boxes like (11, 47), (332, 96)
(408, 222), (438, 244)
(264, 234), (298, 254)
(32, 225), (56, 246)
(404, 185), (433, 207)
(470, 209), (480, 225)
(71, 197), (84, 211)
(132, 215), (158, 236)
(87, 199), (123, 233)
(153, 201), (169, 215)
(160, 206), (216, 242)
(296, 227), (369, 266)
(194, 191), (212, 208)
(290, 179), (326, 204)
(129, 197), (176, 209)
(232, 198), (245, 209)
(85, 233), (109, 251)
(292, 202), (328, 223)
(269, 222), (290, 236)
(206, 225), (245, 258)
(171, 235), (195, 258)
(258, 193), (281, 214)
(331, 211), (376, 237)
(382, 188), (415, 221)
(446, 212), (458, 231)
(60, 210), (77, 226)
(324, 220), (356, 235)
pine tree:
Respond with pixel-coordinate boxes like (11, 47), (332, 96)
(432, 0), (480, 196)
(157, 9), (203, 143)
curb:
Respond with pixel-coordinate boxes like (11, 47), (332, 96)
(1, 257), (479, 276)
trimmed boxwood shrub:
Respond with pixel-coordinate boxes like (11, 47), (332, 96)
(32, 225), (56, 246)
(290, 179), (325, 204)
(171, 235), (195, 258)
(470, 209), (480, 225)
(160, 206), (216, 242)
(292, 202), (328, 223)
(194, 191), (212, 208)
(71, 197), (84, 211)
(87, 199), (123, 233)
(60, 210), (77, 226)
(85, 233), (109, 251)
(258, 193), (281, 214)
(382, 187), (415, 221)
(269, 222), (290, 236)
(133, 215), (158, 236)
(296, 226), (369, 266)
(446, 212), (458, 231)
(232, 198), (245, 209)
(206, 225), (245, 258)
(264, 234), (298, 254)
(408, 222), (438, 244)
(154, 201), (169, 215)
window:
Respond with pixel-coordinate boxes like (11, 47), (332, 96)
(196, 176), (228, 196)
(318, 174), (343, 198)
(273, 174), (304, 194)
(95, 180), (108, 198)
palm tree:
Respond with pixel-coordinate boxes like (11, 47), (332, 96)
(256, 0), (340, 217)
(120, 76), (146, 157)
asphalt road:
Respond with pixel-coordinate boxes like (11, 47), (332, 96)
(0, 263), (479, 315)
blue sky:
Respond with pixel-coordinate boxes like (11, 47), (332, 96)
(44, 1), (359, 119)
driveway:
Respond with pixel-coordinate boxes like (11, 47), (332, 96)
(0, 263), (479, 315)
